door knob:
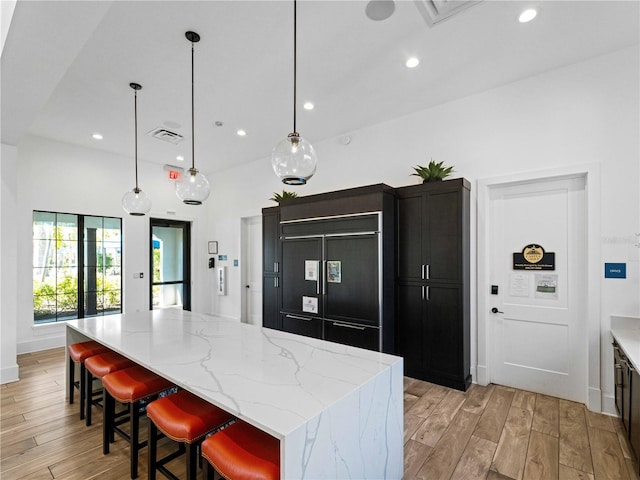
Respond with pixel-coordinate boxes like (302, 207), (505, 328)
(491, 307), (504, 314)
(245, 285), (250, 288)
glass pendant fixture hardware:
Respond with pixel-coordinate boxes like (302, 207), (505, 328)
(122, 82), (152, 216)
(176, 30), (211, 205)
(271, 0), (317, 185)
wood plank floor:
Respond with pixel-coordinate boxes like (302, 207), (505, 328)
(1, 348), (637, 480)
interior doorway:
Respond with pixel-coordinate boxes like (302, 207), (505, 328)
(149, 218), (191, 311)
(241, 216), (262, 326)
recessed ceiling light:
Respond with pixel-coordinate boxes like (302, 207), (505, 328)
(518, 8), (537, 23)
(405, 57), (420, 69)
(176, 155), (184, 162)
(303, 102), (314, 110)
(92, 133), (103, 140)
(237, 129), (247, 136)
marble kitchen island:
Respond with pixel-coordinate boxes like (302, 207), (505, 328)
(66, 309), (403, 479)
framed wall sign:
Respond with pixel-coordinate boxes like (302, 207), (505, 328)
(513, 244), (555, 270)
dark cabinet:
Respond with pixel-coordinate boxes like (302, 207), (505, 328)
(396, 179), (471, 391)
(262, 207), (281, 330)
(614, 339), (640, 465)
(630, 368), (640, 460)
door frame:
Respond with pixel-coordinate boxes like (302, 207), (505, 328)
(240, 215), (262, 324)
(149, 218), (191, 311)
(477, 163), (601, 411)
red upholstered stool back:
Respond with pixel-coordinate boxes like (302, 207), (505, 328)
(67, 341), (109, 420)
(201, 420), (280, 480)
(83, 351), (135, 426)
(101, 365), (174, 479)
(146, 390), (235, 480)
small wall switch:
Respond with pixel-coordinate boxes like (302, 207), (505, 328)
(133, 273), (140, 279)
(139, 272), (144, 278)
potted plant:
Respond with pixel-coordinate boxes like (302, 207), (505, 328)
(270, 190), (298, 203)
(411, 160), (454, 183)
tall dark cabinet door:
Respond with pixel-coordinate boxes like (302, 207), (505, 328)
(397, 193), (424, 281)
(281, 237), (323, 317)
(424, 285), (462, 382)
(396, 282), (426, 367)
(425, 191), (461, 283)
(262, 277), (280, 329)
(324, 234), (379, 326)
(262, 207), (281, 329)
(262, 208), (280, 274)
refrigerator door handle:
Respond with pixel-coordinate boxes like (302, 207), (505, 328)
(322, 260), (327, 295)
(332, 322), (366, 331)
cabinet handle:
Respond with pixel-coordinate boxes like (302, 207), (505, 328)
(274, 277), (279, 288)
(274, 262), (279, 273)
(421, 264), (426, 280)
(425, 264), (430, 280)
(332, 322), (366, 331)
(286, 314), (312, 322)
(422, 285), (430, 301)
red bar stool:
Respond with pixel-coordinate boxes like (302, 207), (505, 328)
(102, 365), (174, 479)
(84, 351), (135, 426)
(146, 390), (235, 480)
(67, 340), (109, 420)
(201, 420), (280, 480)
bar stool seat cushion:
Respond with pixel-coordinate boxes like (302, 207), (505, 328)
(201, 421), (280, 480)
(147, 390), (234, 444)
(85, 351), (135, 378)
(68, 341), (109, 363)
(102, 366), (173, 403)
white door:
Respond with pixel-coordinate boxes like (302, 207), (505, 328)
(488, 176), (587, 402)
(243, 216), (263, 326)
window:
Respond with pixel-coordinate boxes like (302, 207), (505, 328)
(33, 211), (122, 324)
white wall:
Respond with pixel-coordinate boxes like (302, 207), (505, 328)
(1, 143), (19, 383)
(11, 136), (211, 355)
(207, 45), (640, 412)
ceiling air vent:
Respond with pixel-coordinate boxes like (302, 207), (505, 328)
(146, 127), (184, 145)
(414, 0), (482, 26)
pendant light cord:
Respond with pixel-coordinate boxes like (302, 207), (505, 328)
(134, 88), (139, 190)
(191, 40), (196, 171)
(293, 0), (297, 134)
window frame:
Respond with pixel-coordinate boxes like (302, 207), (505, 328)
(32, 210), (123, 324)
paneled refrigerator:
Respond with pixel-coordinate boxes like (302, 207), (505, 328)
(279, 213), (391, 352)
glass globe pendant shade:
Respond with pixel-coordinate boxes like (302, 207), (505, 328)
(271, 133), (317, 185)
(122, 187), (152, 216)
(175, 167), (211, 205)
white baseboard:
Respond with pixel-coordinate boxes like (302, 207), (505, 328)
(601, 393), (617, 416)
(476, 364), (488, 386)
(587, 386), (603, 413)
(0, 364), (19, 384)
(17, 334), (65, 355)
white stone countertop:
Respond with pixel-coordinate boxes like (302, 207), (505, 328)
(66, 309), (402, 439)
(610, 315), (640, 371)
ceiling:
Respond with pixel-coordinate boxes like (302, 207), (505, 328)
(2, 1), (638, 174)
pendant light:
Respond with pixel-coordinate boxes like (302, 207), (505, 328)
(271, 0), (317, 185)
(122, 83), (152, 216)
(176, 31), (211, 205)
